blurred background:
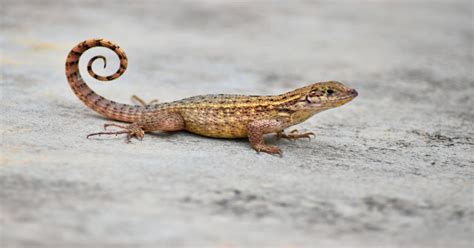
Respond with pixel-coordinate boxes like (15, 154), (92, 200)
(1, 0), (473, 247)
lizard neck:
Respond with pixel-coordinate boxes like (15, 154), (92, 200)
(267, 87), (325, 126)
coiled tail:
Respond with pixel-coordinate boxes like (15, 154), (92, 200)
(65, 39), (145, 122)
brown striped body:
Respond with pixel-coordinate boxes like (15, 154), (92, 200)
(65, 39), (358, 155)
(167, 94), (317, 138)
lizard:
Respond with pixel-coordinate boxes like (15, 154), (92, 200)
(65, 38), (358, 156)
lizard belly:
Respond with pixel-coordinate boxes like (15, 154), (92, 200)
(180, 110), (250, 138)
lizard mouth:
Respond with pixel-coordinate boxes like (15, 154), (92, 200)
(321, 89), (358, 107)
(340, 89), (358, 101)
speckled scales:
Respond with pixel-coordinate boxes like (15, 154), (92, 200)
(65, 39), (358, 155)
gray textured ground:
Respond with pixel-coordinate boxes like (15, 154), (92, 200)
(1, 0), (473, 247)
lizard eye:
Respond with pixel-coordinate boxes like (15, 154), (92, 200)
(305, 95), (313, 103)
(327, 89), (335, 96)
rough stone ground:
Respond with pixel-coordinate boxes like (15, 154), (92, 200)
(1, 0), (473, 247)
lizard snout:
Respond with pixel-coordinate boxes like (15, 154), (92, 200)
(349, 89), (358, 97)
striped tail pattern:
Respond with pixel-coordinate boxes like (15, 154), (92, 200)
(65, 38), (146, 122)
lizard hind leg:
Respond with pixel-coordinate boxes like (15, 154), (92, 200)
(131, 95), (159, 106)
(87, 112), (185, 143)
(87, 123), (145, 143)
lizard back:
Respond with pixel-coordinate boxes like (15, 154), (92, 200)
(165, 93), (310, 138)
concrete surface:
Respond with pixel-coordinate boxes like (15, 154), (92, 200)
(1, 0), (473, 247)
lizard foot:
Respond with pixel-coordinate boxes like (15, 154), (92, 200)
(131, 95), (159, 106)
(253, 144), (283, 157)
(277, 129), (315, 141)
(87, 123), (145, 143)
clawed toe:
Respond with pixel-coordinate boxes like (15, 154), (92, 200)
(103, 123), (128, 130)
(86, 130), (128, 139)
(277, 129), (315, 141)
(131, 95), (159, 106)
(253, 145), (283, 157)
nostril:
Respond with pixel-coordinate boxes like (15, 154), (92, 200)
(351, 89), (358, 97)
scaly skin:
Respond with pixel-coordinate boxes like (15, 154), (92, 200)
(65, 39), (358, 155)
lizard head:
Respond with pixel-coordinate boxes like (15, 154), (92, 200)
(288, 81), (358, 112)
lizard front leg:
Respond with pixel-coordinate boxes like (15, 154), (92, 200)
(247, 119), (287, 156)
(87, 112), (185, 142)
